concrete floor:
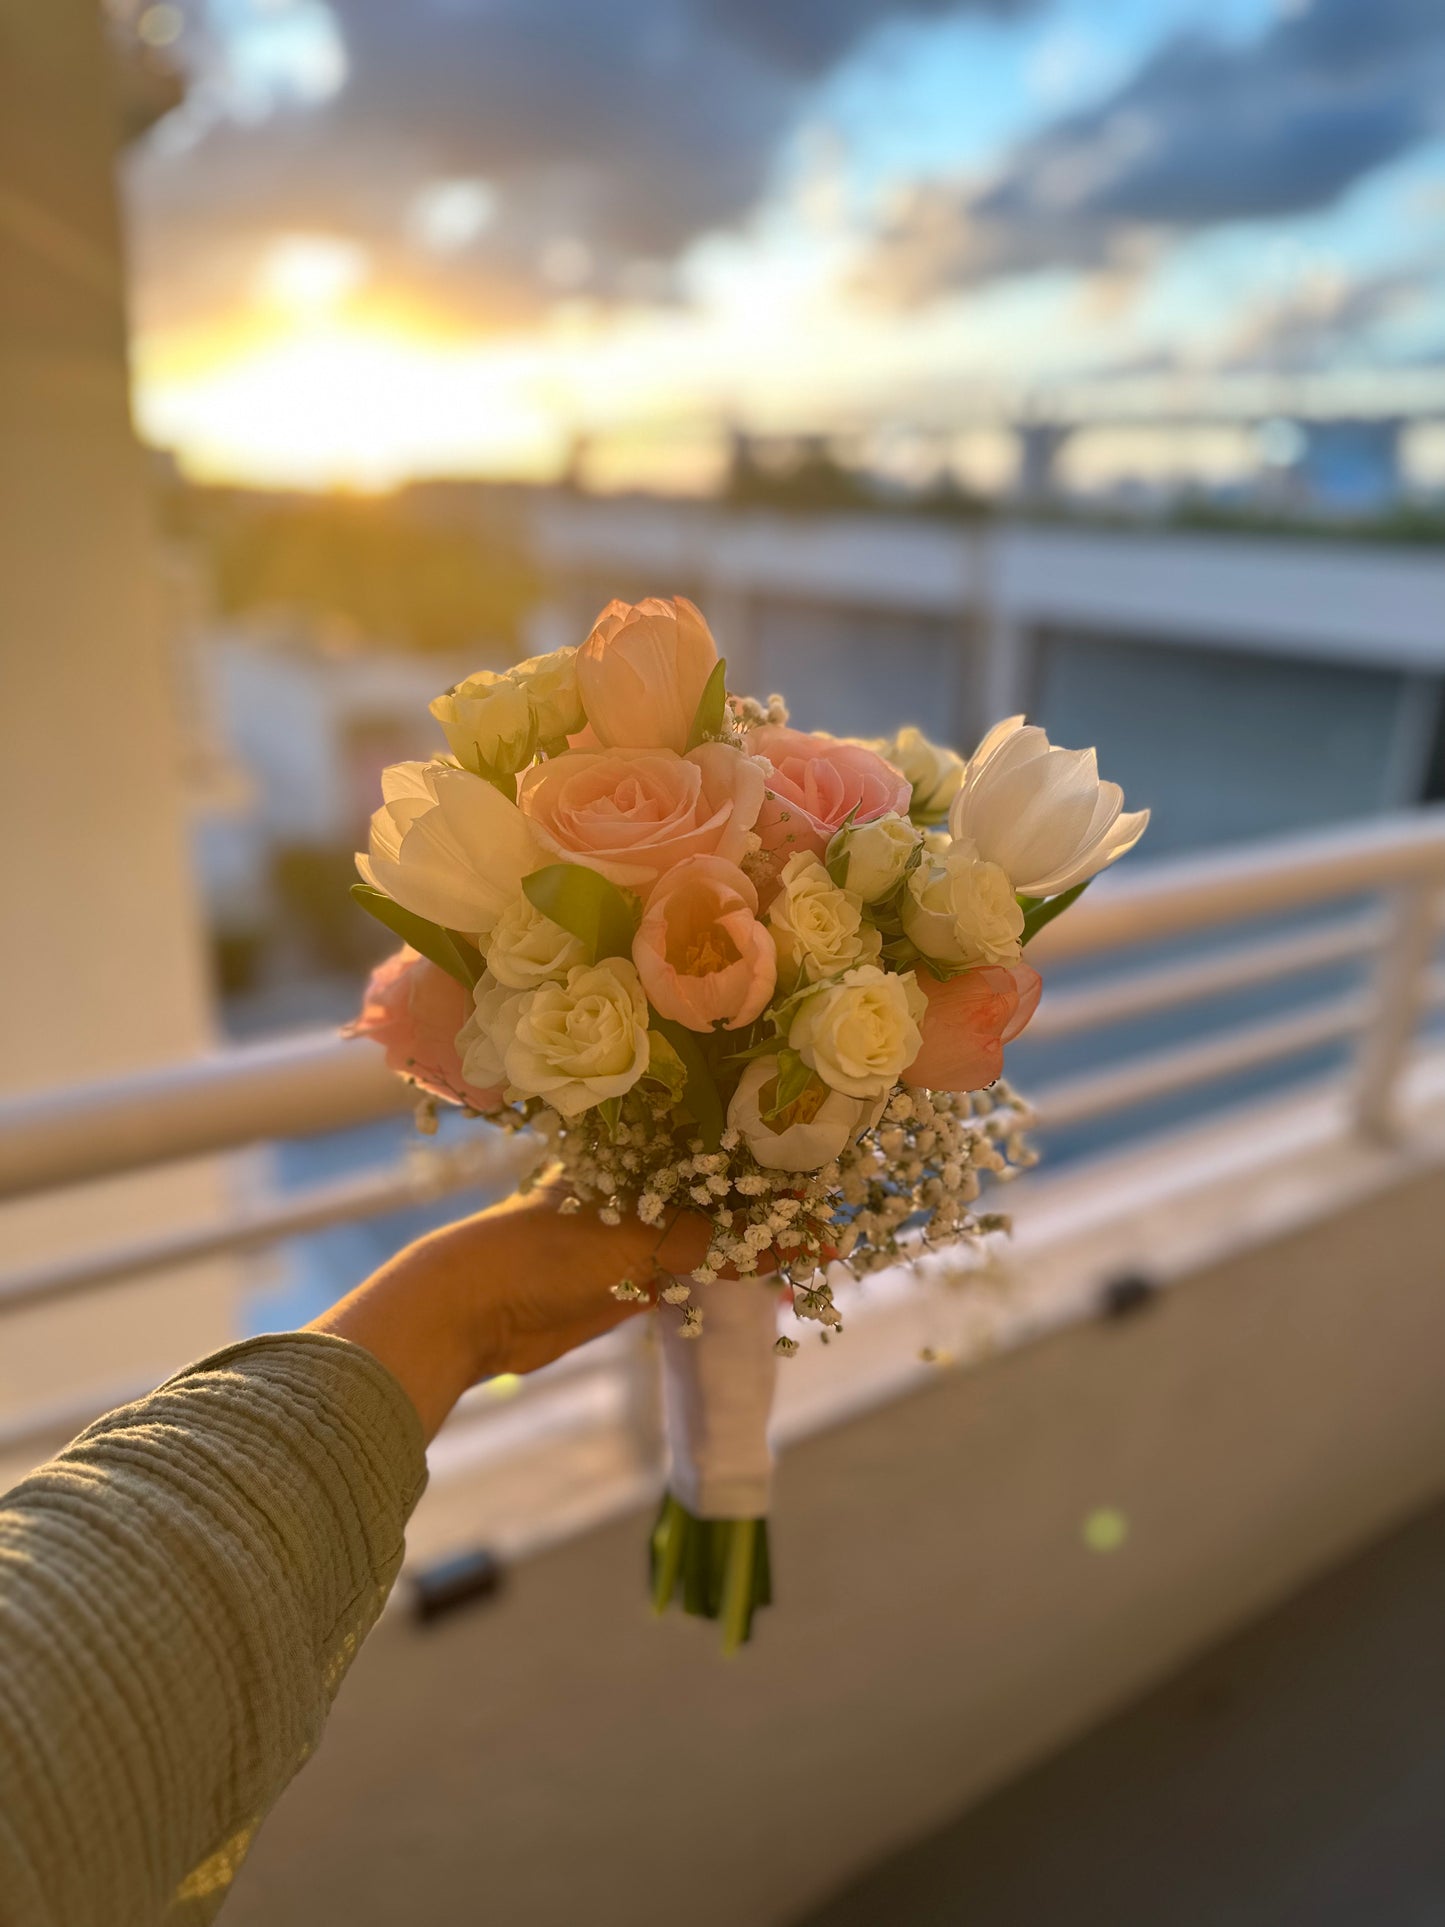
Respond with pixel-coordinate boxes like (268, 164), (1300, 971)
(800, 1500), (1445, 1927)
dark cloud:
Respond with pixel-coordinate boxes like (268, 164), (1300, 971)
(125, 0), (1034, 333)
(697, 0), (1023, 77)
(863, 0), (1445, 298)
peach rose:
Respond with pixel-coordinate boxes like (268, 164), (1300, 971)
(632, 856), (776, 1032)
(518, 742), (765, 894)
(902, 962), (1042, 1092)
(749, 726), (912, 864)
(577, 595), (719, 752)
(343, 946), (503, 1111)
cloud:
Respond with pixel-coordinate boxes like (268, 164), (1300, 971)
(696, 0), (1022, 77)
(1212, 263), (1436, 374)
(125, 0), (1035, 336)
(860, 0), (1445, 300)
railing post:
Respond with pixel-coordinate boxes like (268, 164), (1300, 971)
(1353, 880), (1440, 1142)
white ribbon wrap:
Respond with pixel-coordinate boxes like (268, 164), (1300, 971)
(658, 1279), (781, 1519)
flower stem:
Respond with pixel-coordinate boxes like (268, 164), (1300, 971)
(648, 1492), (771, 1650)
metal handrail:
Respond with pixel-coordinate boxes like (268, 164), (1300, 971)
(1029, 806), (1445, 964)
(0, 810), (1442, 1261)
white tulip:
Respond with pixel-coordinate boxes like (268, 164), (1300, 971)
(358, 760), (543, 938)
(788, 965), (927, 1099)
(949, 716), (1149, 897)
(727, 1056), (873, 1172)
(826, 812), (923, 903)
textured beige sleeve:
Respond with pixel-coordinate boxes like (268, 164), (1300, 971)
(0, 1332), (428, 1927)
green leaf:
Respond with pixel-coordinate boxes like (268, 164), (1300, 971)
(596, 1095), (623, 1138)
(685, 658), (728, 750)
(762, 1046), (813, 1121)
(879, 934), (922, 968)
(650, 1013), (725, 1150)
(643, 1029), (689, 1104)
(351, 883), (477, 987)
(475, 761), (520, 802)
(522, 863), (640, 963)
(1020, 878), (1092, 946)
(718, 1031), (783, 1068)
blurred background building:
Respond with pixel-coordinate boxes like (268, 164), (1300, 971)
(2, 2), (1445, 1922)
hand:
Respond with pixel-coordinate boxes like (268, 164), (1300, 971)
(308, 1189), (711, 1441)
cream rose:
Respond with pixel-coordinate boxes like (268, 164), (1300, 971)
(430, 672), (534, 776)
(727, 1055), (873, 1172)
(901, 848), (1023, 968)
(496, 957), (651, 1117)
(485, 894), (588, 989)
(518, 742), (764, 894)
(513, 647), (585, 743)
(826, 812), (922, 903)
(787, 966), (927, 1098)
(878, 726), (965, 822)
(457, 972), (515, 1094)
(768, 852), (881, 985)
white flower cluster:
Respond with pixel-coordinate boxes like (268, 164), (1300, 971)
(509, 1069), (1035, 1345)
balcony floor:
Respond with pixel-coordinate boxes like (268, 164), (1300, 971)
(799, 1498), (1445, 1927)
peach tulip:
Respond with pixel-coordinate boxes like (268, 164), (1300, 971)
(633, 856), (776, 1032)
(902, 961), (1042, 1092)
(577, 596), (719, 752)
(518, 742), (764, 894)
(749, 726), (912, 864)
(344, 946), (503, 1111)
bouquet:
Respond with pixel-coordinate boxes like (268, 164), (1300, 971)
(347, 596), (1147, 1649)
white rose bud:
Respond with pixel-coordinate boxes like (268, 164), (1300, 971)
(485, 893), (588, 988)
(513, 647), (585, 744)
(826, 812), (922, 903)
(788, 965), (927, 1098)
(430, 672), (534, 776)
(901, 848), (1023, 967)
(880, 726), (966, 823)
(768, 851), (881, 984)
(726, 1056), (874, 1172)
(950, 716), (1149, 896)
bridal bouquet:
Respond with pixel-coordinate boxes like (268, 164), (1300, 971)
(347, 596), (1147, 1648)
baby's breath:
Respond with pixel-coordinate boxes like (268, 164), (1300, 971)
(521, 1074), (1032, 1336)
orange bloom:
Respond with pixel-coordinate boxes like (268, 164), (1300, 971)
(633, 856), (776, 1032)
(902, 962), (1041, 1092)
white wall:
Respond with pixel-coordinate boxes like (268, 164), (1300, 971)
(0, 3), (234, 1419)
(226, 1160), (1445, 1927)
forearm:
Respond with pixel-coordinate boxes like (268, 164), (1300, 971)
(0, 1334), (426, 1927)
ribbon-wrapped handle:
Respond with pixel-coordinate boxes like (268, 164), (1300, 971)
(657, 1277), (780, 1519)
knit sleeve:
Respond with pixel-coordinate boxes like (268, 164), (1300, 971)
(0, 1331), (428, 1927)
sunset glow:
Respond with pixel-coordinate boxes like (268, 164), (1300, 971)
(122, 0), (1445, 494)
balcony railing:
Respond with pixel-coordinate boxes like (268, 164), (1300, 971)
(2, 808), (1444, 1471)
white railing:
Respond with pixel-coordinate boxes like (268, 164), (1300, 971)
(1, 810), (1444, 1325)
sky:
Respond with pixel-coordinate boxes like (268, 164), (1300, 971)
(119, 0), (1445, 491)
